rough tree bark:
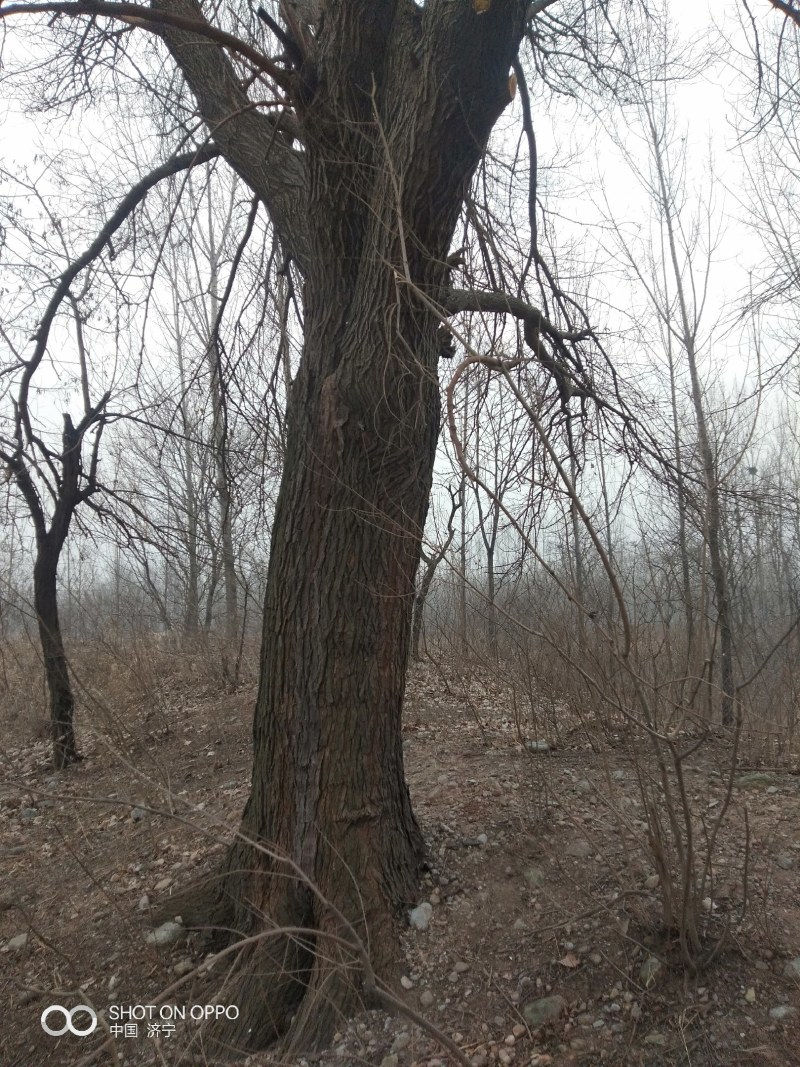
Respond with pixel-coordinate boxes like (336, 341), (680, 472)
(150, 0), (529, 1052)
(33, 538), (79, 767)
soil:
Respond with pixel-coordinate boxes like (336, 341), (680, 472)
(2, 656), (800, 1067)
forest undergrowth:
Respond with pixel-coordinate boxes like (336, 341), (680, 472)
(1, 634), (799, 1067)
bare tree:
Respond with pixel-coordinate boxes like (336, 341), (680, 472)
(601, 60), (740, 725)
(0, 0), (634, 1050)
(411, 484), (460, 661)
(0, 145), (222, 765)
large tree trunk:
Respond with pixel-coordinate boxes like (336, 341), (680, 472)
(34, 546), (79, 769)
(158, 0), (528, 1054)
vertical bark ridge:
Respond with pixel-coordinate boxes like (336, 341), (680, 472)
(158, 0), (529, 1054)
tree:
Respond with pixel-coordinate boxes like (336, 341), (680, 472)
(115, 171), (263, 640)
(601, 56), (740, 725)
(411, 483), (460, 660)
(0, 146), (220, 767)
(0, 0), (609, 1052)
(0, 170), (112, 768)
(196, 6), (531, 1049)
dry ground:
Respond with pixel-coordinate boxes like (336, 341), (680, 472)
(2, 653), (800, 1067)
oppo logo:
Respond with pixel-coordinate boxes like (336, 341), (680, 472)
(40, 1004), (98, 1037)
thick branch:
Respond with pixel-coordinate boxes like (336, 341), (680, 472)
(152, 0), (311, 273)
(1, 0), (311, 270)
(0, 1), (292, 85)
(17, 145), (221, 450)
(769, 0), (800, 29)
(526, 0), (559, 17)
(4, 455), (48, 544)
(444, 287), (590, 344)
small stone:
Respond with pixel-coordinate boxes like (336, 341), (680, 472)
(776, 855), (795, 870)
(522, 995), (566, 1029)
(454, 961), (470, 973)
(612, 770), (625, 781)
(470, 1054), (489, 1067)
(783, 958), (800, 979)
(644, 874), (660, 890)
(512, 1024), (525, 1038)
(574, 779), (592, 794)
(146, 921), (185, 947)
(589, 952), (602, 965)
(766, 785), (780, 795)
(3, 932), (29, 953)
(526, 740), (550, 753)
(138, 894), (150, 912)
(0, 892), (16, 912)
(770, 1005), (797, 1020)
(19, 808), (38, 822)
(173, 959), (194, 976)
(639, 957), (662, 988)
(419, 990), (435, 1009)
(391, 1032), (411, 1053)
(524, 867), (546, 889)
(744, 987), (756, 1003)
(565, 839), (593, 859)
(400, 975), (414, 990)
(644, 1032), (666, 1046)
(131, 806), (148, 822)
(380, 1056), (399, 1067)
(630, 1003), (641, 1020)
(154, 877), (173, 891)
(477, 833), (488, 846)
(409, 903), (433, 931)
